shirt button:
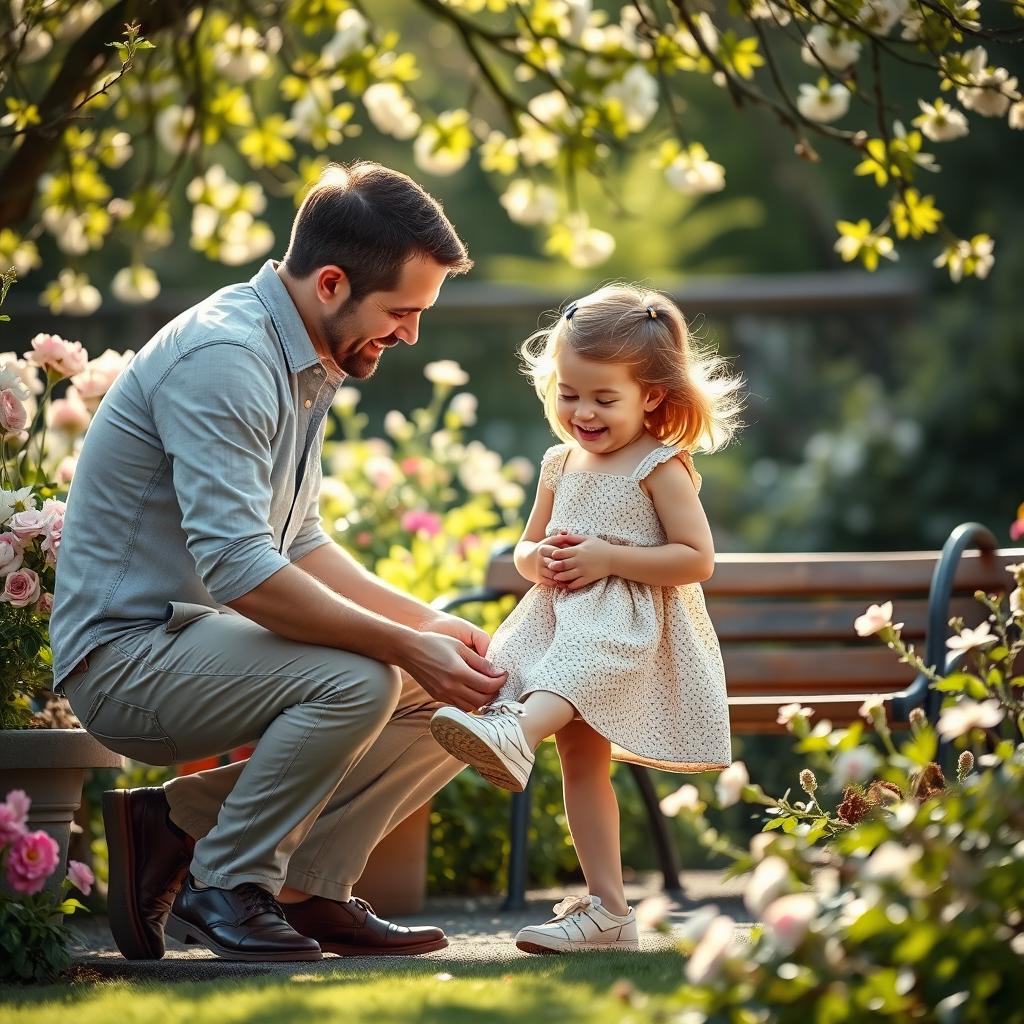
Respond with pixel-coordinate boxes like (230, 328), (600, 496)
(304, 399), (312, 409)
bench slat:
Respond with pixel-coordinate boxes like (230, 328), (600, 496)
(722, 647), (914, 692)
(708, 597), (982, 641)
(705, 550), (1016, 597)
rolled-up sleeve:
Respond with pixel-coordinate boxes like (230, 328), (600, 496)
(149, 341), (290, 604)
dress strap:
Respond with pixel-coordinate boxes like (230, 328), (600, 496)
(540, 443), (572, 491)
(631, 445), (701, 492)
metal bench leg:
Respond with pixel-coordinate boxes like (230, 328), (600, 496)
(626, 763), (685, 898)
(502, 779), (532, 911)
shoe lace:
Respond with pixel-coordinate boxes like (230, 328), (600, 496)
(235, 883), (285, 921)
(550, 894), (597, 921)
(480, 700), (527, 718)
(348, 896), (376, 916)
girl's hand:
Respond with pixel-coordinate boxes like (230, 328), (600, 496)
(534, 530), (578, 587)
(546, 535), (613, 591)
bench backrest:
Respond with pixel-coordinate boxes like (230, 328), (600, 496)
(485, 546), (1022, 731)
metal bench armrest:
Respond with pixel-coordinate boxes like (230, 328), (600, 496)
(889, 521), (997, 723)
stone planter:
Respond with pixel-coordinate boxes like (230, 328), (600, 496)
(0, 729), (123, 897)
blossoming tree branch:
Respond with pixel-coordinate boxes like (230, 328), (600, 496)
(1, 0), (1021, 311)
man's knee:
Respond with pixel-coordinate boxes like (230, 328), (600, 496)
(317, 656), (401, 726)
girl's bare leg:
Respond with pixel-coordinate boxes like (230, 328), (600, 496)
(555, 719), (629, 917)
(516, 690), (577, 749)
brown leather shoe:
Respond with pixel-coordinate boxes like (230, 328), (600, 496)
(166, 877), (322, 961)
(102, 787), (194, 960)
(283, 895), (448, 956)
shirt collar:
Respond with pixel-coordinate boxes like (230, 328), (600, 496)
(250, 260), (323, 376)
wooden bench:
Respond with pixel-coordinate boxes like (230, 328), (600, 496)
(435, 522), (1022, 909)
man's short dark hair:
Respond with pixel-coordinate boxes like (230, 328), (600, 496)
(282, 161), (473, 299)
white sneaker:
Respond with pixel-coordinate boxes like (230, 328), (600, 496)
(429, 700), (534, 791)
(515, 894), (640, 954)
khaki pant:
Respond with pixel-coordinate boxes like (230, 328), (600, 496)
(62, 602), (461, 900)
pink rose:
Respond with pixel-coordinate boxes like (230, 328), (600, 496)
(7, 507), (56, 543)
(0, 789), (30, 848)
(25, 333), (89, 379)
(70, 348), (133, 411)
(66, 859), (94, 896)
(55, 455), (78, 484)
(400, 457), (422, 475)
(47, 386), (92, 434)
(41, 527), (61, 566)
(2, 567), (40, 607)
(35, 591), (54, 615)
(400, 509), (442, 537)
(0, 533), (23, 575)
(5, 830), (60, 894)
(1012, 518), (1024, 542)
(0, 388), (28, 436)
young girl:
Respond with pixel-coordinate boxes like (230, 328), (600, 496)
(430, 282), (743, 954)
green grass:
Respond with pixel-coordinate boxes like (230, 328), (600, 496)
(0, 952), (684, 1022)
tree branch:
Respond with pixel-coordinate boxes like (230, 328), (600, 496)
(0, 0), (200, 231)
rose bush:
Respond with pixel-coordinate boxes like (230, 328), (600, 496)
(0, 788), (95, 984)
(0, 276), (132, 728)
(641, 561), (1024, 1023)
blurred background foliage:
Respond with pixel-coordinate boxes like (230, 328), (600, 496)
(19, 3), (1020, 901)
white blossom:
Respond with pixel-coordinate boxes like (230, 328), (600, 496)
(715, 760), (749, 807)
(832, 746), (881, 786)
(861, 841), (921, 880)
(1009, 100), (1024, 129)
(322, 8), (368, 66)
(946, 621), (998, 652)
(858, 0), (909, 35)
(363, 83), (421, 140)
(797, 81), (851, 123)
(561, 213), (616, 268)
(937, 698), (1004, 740)
(659, 783), (701, 816)
(111, 265), (160, 304)
(745, 856), (792, 917)
(499, 179), (559, 226)
(414, 114), (471, 176)
(933, 235), (995, 282)
(664, 146), (726, 195)
(425, 360), (469, 388)
(448, 392), (478, 425)
(155, 105), (198, 155)
(956, 48), (1019, 118)
(602, 65), (659, 132)
(685, 915), (735, 983)
(801, 26), (862, 70)
(41, 270), (101, 316)
(213, 24), (273, 83)
(762, 893), (818, 953)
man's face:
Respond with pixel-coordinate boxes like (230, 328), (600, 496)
(321, 256), (449, 379)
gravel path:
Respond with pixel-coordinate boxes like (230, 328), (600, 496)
(64, 872), (752, 983)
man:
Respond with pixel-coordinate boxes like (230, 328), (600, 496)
(50, 161), (506, 963)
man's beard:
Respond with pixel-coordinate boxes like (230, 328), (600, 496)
(322, 300), (398, 379)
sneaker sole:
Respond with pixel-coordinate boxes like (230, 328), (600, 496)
(516, 937), (641, 955)
(430, 714), (527, 792)
(165, 913), (323, 962)
(102, 790), (164, 961)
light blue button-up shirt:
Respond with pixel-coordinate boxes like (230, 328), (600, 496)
(50, 260), (341, 688)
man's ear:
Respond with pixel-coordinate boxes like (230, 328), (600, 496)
(643, 386), (667, 412)
(314, 265), (352, 308)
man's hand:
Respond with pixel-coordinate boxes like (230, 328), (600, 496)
(400, 631), (507, 712)
(533, 530), (580, 586)
(420, 610), (490, 657)
(547, 535), (613, 591)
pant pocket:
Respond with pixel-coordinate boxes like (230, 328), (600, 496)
(163, 601), (219, 634)
(83, 690), (178, 765)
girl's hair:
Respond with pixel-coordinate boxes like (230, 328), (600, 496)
(520, 283), (744, 451)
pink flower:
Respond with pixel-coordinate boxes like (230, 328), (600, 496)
(1011, 518), (1024, 542)
(356, 531), (373, 546)
(47, 386), (92, 433)
(400, 457), (422, 475)
(70, 348), (133, 411)
(0, 533), (24, 575)
(2, 567), (41, 607)
(761, 893), (818, 954)
(66, 859), (94, 896)
(400, 509), (443, 537)
(55, 455), (78, 484)
(5, 830), (60, 894)
(0, 789), (31, 847)
(25, 334), (89, 379)
(0, 388), (28, 436)
(35, 591), (54, 615)
(7, 507), (57, 543)
(854, 601), (901, 637)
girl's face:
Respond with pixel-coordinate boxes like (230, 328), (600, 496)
(554, 345), (663, 454)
